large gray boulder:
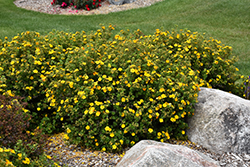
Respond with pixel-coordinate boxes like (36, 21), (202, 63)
(116, 140), (219, 167)
(187, 87), (250, 154)
(109, 0), (136, 5)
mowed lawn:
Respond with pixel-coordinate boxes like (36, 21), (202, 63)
(0, 0), (249, 75)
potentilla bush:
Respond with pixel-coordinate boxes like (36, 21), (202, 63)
(0, 25), (247, 153)
(51, 0), (102, 10)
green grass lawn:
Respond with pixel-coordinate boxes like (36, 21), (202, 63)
(1, 0), (249, 75)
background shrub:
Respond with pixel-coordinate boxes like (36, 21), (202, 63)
(0, 91), (48, 162)
(0, 25), (247, 153)
(51, 0), (102, 10)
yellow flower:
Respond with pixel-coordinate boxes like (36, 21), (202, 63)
(18, 153), (22, 160)
(131, 141), (135, 145)
(5, 159), (13, 165)
(96, 111), (101, 117)
(105, 126), (111, 132)
(120, 139), (124, 145)
(107, 87), (112, 91)
(95, 143), (99, 146)
(174, 115), (179, 119)
(181, 100), (186, 105)
(110, 133), (115, 137)
(102, 147), (106, 152)
(124, 129), (128, 134)
(33, 69), (38, 73)
(69, 82), (74, 88)
(86, 125), (90, 130)
(131, 132), (135, 136)
(64, 134), (69, 140)
(60, 117), (63, 121)
(121, 97), (126, 102)
(188, 69), (195, 76)
(66, 128), (71, 133)
(165, 132), (170, 139)
(159, 118), (164, 123)
(170, 118), (176, 122)
(22, 157), (30, 164)
(156, 112), (160, 117)
(47, 155), (52, 159)
(121, 124), (125, 128)
(148, 109), (153, 113)
(182, 130), (185, 135)
(148, 128), (153, 133)
(112, 145), (117, 149)
(130, 68), (135, 73)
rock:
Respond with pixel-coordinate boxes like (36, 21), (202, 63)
(186, 87), (250, 154)
(109, 0), (136, 5)
(116, 140), (219, 167)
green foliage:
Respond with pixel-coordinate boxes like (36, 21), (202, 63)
(0, 25), (247, 153)
(0, 144), (61, 167)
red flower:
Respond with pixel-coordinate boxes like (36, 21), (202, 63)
(93, 2), (95, 5)
(98, 0), (101, 2)
(87, 7), (90, 11)
(61, 2), (67, 7)
(86, 4), (89, 7)
(74, 5), (77, 8)
(99, 4), (101, 6)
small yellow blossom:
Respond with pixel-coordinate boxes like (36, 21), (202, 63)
(67, 128), (71, 133)
(22, 157), (30, 164)
(47, 155), (52, 159)
(121, 124), (125, 128)
(148, 128), (153, 133)
(112, 145), (117, 149)
(170, 117), (176, 122)
(110, 133), (115, 137)
(86, 125), (90, 130)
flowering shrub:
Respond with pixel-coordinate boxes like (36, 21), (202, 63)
(0, 25), (247, 153)
(51, 0), (102, 10)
